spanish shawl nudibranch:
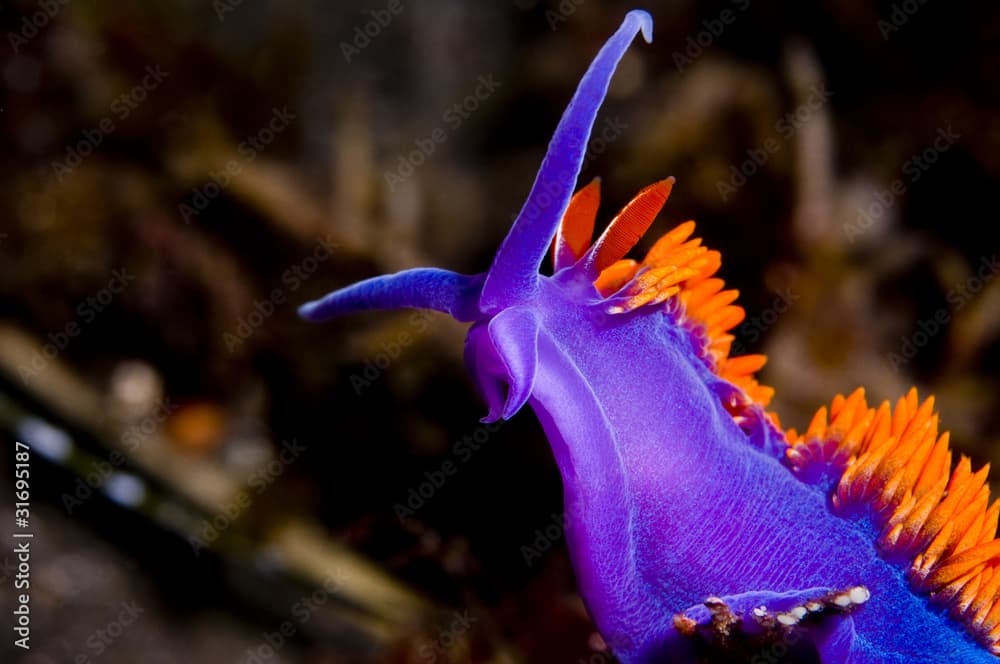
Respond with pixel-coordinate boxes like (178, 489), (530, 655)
(301, 10), (1000, 663)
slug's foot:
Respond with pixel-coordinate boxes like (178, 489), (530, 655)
(664, 586), (869, 663)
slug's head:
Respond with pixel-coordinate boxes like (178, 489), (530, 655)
(300, 11), (667, 419)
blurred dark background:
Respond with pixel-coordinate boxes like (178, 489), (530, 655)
(1, 1), (998, 662)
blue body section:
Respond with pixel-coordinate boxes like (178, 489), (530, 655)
(516, 276), (991, 662)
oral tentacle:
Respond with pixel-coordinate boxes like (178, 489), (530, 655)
(297, 268), (484, 322)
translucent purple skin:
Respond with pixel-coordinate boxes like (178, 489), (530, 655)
(301, 11), (993, 663)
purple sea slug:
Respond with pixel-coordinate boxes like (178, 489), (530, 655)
(301, 10), (1000, 663)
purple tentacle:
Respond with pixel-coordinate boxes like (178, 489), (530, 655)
(479, 10), (653, 314)
(298, 268), (484, 322)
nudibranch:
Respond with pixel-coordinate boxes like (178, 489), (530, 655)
(301, 10), (1000, 663)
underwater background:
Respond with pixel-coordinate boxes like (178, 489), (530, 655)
(1, 1), (998, 662)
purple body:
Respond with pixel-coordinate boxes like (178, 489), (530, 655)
(301, 11), (994, 662)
